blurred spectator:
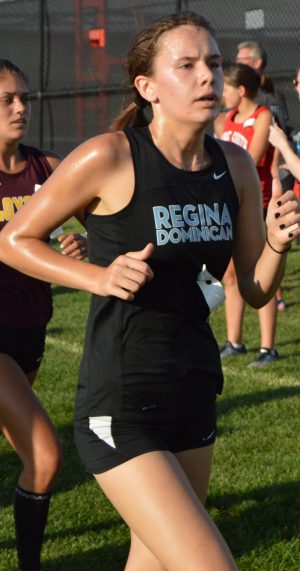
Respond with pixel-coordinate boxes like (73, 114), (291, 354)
(236, 41), (294, 304)
(218, 63), (279, 366)
(236, 40), (289, 131)
(269, 66), (300, 249)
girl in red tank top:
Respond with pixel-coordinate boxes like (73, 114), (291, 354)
(222, 105), (274, 210)
(217, 63), (280, 366)
(221, 65), (274, 211)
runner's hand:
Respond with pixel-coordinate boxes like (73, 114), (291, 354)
(99, 243), (154, 300)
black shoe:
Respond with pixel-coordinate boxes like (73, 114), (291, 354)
(248, 348), (279, 367)
(220, 340), (247, 359)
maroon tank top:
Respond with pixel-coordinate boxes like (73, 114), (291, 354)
(0, 145), (53, 327)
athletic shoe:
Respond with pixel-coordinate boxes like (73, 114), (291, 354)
(220, 340), (247, 359)
(277, 299), (286, 311)
(248, 348), (279, 367)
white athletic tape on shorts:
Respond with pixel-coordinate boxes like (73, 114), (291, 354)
(89, 416), (116, 448)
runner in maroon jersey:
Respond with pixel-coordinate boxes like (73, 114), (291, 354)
(0, 59), (87, 571)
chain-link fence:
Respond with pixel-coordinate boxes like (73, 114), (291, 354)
(1, 0), (299, 156)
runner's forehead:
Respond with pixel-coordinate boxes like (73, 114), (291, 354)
(155, 25), (220, 61)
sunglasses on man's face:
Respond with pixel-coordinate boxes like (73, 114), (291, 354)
(293, 78), (299, 87)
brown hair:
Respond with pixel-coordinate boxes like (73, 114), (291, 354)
(0, 59), (28, 83)
(260, 74), (275, 95)
(224, 63), (261, 99)
(110, 11), (215, 131)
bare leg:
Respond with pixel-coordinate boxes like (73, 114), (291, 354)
(125, 532), (167, 571)
(275, 287), (286, 311)
(95, 449), (238, 571)
(223, 260), (246, 344)
(175, 445), (213, 504)
(276, 287), (283, 303)
(258, 296), (277, 349)
(124, 446), (214, 571)
(0, 353), (62, 492)
(0, 353), (63, 571)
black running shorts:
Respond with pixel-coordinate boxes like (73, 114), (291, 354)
(0, 327), (46, 373)
(74, 403), (217, 474)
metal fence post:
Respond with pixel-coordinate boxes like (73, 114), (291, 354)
(176, 0), (189, 10)
(38, 0), (45, 148)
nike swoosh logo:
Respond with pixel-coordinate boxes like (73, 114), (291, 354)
(202, 429), (216, 442)
(213, 171), (226, 180)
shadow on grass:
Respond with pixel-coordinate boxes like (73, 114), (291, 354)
(43, 543), (129, 571)
(46, 326), (64, 336)
(0, 444), (21, 506)
(276, 336), (300, 350)
(217, 385), (300, 417)
(51, 285), (79, 296)
(0, 524), (129, 571)
(208, 480), (300, 557)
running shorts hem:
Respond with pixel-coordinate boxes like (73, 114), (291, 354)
(74, 411), (217, 474)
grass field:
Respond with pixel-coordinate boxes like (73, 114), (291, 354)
(1, 219), (300, 570)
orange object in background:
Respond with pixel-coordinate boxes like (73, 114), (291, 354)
(89, 28), (106, 48)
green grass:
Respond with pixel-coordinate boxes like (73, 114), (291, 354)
(1, 219), (300, 570)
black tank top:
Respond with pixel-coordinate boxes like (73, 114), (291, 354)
(76, 128), (239, 418)
(0, 145), (53, 327)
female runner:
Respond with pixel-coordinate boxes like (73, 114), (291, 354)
(0, 59), (86, 571)
(0, 13), (299, 571)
